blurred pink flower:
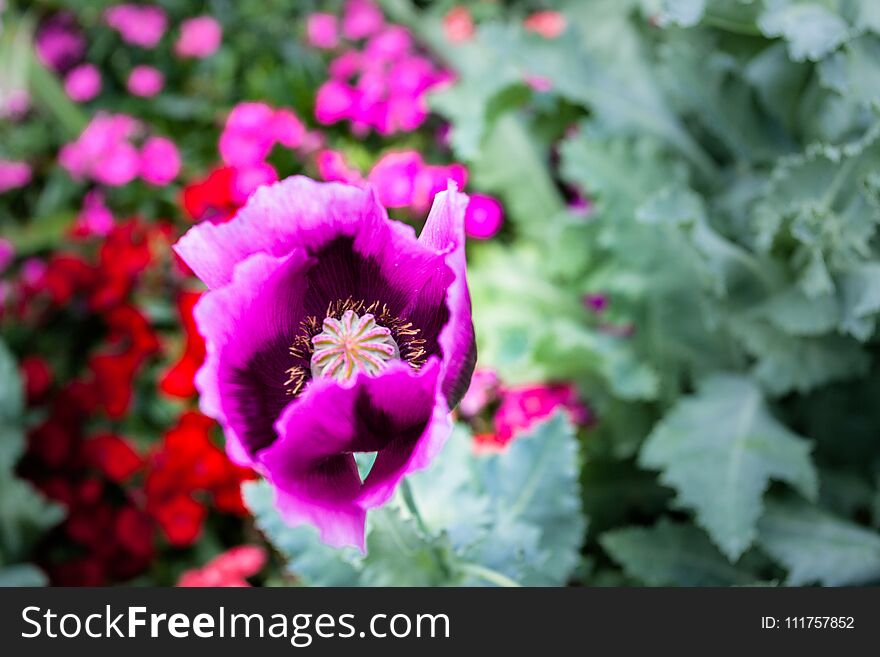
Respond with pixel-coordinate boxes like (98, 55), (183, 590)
(271, 109), (306, 149)
(0, 238), (14, 274)
(315, 79), (359, 125)
(35, 12), (85, 72)
(104, 4), (167, 48)
(342, 0), (384, 40)
(218, 102), (276, 166)
(127, 65), (164, 97)
(365, 26), (412, 60)
(59, 113), (141, 186)
(178, 545), (266, 587)
(0, 159), (32, 193)
(140, 136), (181, 186)
(329, 50), (362, 79)
(584, 293), (609, 314)
(443, 6), (475, 44)
(412, 162), (468, 212)
(306, 12), (339, 49)
(230, 162), (278, 204)
(494, 383), (591, 444)
(315, 149), (364, 185)
(368, 150), (422, 208)
(75, 190), (114, 237)
(524, 11), (567, 38)
(459, 368), (500, 417)
(524, 74), (553, 92)
(175, 16), (223, 58)
(64, 63), (102, 102)
(464, 194), (504, 239)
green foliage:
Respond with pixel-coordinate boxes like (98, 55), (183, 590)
(0, 341), (63, 580)
(758, 498), (880, 585)
(601, 519), (757, 586)
(246, 414), (584, 587)
(640, 375), (818, 559)
(386, 0), (880, 586)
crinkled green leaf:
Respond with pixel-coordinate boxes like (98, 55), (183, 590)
(601, 519), (756, 586)
(758, 0), (850, 62)
(730, 317), (869, 394)
(758, 498), (880, 585)
(658, 0), (707, 27)
(640, 374), (818, 559)
(243, 481), (362, 586)
(0, 564), (48, 587)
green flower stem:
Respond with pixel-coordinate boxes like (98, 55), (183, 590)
(457, 562), (523, 588)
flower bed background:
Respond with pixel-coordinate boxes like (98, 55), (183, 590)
(2, 0), (880, 587)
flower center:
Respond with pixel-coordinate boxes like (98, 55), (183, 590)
(310, 309), (400, 382)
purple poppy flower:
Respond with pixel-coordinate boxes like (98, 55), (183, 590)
(174, 176), (475, 549)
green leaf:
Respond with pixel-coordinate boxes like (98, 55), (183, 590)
(601, 519), (756, 586)
(730, 317), (869, 394)
(472, 413), (585, 584)
(469, 113), (566, 236)
(758, 1), (850, 62)
(243, 481), (362, 586)
(658, 0), (707, 27)
(0, 476), (65, 564)
(360, 505), (450, 587)
(757, 498), (880, 585)
(640, 374), (818, 560)
(0, 564), (48, 587)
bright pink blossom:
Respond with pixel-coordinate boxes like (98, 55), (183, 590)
(315, 79), (359, 125)
(306, 13), (339, 49)
(127, 65), (164, 97)
(74, 190), (114, 237)
(342, 0), (384, 40)
(0, 159), (32, 193)
(104, 4), (167, 48)
(315, 150), (364, 185)
(175, 16), (223, 58)
(64, 64), (101, 102)
(494, 383), (591, 444)
(35, 12), (85, 72)
(230, 162), (278, 204)
(58, 113), (141, 186)
(464, 194), (504, 239)
(367, 151), (422, 208)
(271, 109), (306, 149)
(140, 137), (181, 186)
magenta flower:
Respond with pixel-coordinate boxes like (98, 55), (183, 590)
(342, 0), (384, 40)
(140, 136), (181, 186)
(104, 4), (167, 48)
(34, 12), (85, 72)
(75, 190), (114, 237)
(495, 384), (591, 444)
(174, 176), (475, 548)
(63, 63), (102, 102)
(315, 150), (364, 186)
(0, 159), (32, 193)
(127, 65), (164, 97)
(229, 162), (278, 204)
(58, 113), (141, 186)
(464, 194), (504, 239)
(175, 16), (223, 58)
(306, 13), (340, 49)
